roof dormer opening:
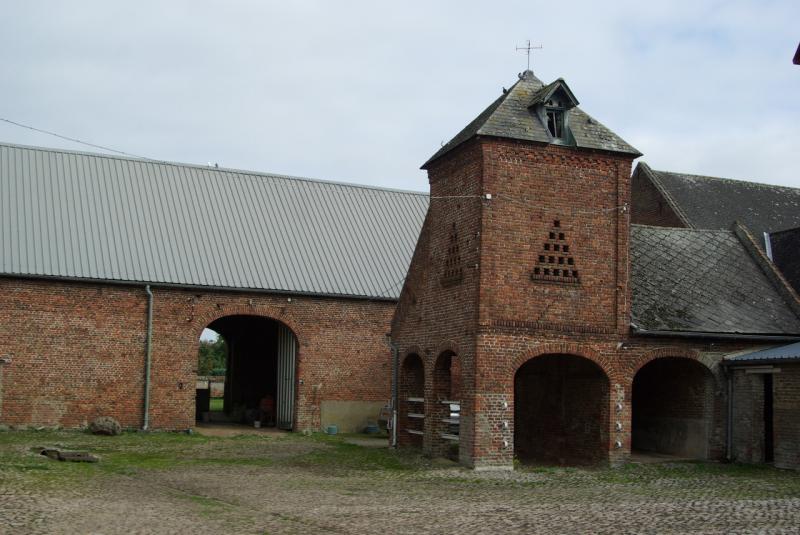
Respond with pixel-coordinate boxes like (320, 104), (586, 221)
(546, 99), (565, 139)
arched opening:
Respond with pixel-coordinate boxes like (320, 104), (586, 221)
(195, 315), (298, 430)
(632, 357), (713, 459)
(514, 354), (610, 465)
(196, 328), (228, 421)
(398, 354), (424, 446)
(432, 351), (461, 459)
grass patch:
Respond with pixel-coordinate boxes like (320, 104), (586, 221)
(4, 429), (800, 502)
(289, 433), (421, 473)
(210, 398), (224, 412)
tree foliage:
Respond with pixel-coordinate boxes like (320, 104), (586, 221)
(198, 336), (227, 376)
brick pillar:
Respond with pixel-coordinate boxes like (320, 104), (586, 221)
(609, 380), (630, 466)
(471, 391), (514, 469)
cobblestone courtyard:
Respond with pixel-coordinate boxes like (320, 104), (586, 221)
(2, 428), (799, 534)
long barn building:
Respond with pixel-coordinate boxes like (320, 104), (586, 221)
(0, 143), (427, 432)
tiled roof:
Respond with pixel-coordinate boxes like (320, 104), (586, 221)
(638, 162), (800, 245)
(630, 225), (800, 335)
(0, 142), (428, 299)
(424, 70), (640, 167)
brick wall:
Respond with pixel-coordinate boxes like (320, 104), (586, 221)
(0, 277), (394, 431)
(731, 370), (765, 463)
(630, 165), (686, 228)
(392, 135), (748, 469)
(734, 364), (800, 470)
(391, 139), (484, 464)
(774, 364), (800, 469)
(468, 140), (634, 467)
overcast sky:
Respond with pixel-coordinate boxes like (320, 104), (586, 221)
(1, 1), (798, 191)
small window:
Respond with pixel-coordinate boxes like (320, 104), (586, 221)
(546, 109), (564, 138)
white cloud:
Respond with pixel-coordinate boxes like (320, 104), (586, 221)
(0, 0), (797, 189)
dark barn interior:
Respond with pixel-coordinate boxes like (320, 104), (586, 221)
(514, 354), (610, 465)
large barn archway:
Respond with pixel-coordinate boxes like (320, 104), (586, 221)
(195, 315), (298, 430)
(632, 357), (714, 459)
(514, 354), (610, 465)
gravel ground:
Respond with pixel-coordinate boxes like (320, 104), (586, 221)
(1, 428), (799, 534)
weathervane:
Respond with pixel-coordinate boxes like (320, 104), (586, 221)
(516, 39), (543, 71)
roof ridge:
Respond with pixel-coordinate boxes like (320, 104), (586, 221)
(0, 140), (429, 197)
(652, 166), (800, 192)
(630, 223), (734, 234)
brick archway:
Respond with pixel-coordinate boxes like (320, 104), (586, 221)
(432, 340), (461, 364)
(626, 347), (708, 382)
(193, 311), (300, 431)
(193, 304), (301, 344)
(402, 346), (424, 365)
(629, 350), (716, 460)
(510, 343), (614, 382)
(513, 348), (612, 465)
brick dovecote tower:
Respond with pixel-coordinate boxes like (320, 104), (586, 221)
(391, 70), (641, 468)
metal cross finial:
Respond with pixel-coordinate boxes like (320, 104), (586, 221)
(516, 40), (543, 71)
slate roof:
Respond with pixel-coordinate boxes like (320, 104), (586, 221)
(424, 70), (640, 167)
(727, 341), (800, 363)
(0, 142), (428, 299)
(630, 225), (800, 335)
(637, 162), (800, 246)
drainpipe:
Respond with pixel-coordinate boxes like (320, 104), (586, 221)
(386, 336), (399, 448)
(725, 363), (734, 461)
(142, 285), (154, 431)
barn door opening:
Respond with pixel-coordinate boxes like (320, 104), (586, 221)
(631, 357), (713, 459)
(196, 315), (297, 430)
(514, 354), (610, 465)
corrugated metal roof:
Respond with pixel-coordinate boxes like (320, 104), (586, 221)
(0, 142), (429, 299)
(726, 341), (800, 363)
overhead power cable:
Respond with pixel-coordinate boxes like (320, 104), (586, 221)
(0, 117), (155, 161)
